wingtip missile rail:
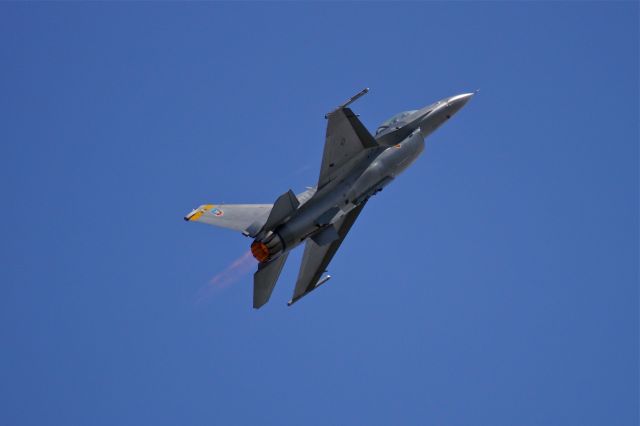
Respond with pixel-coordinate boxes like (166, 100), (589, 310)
(325, 88), (369, 118)
(287, 274), (332, 307)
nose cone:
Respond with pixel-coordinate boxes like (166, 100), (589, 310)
(415, 92), (474, 139)
(446, 92), (474, 115)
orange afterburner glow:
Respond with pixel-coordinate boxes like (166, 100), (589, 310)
(250, 241), (270, 263)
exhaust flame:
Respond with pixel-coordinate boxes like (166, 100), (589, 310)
(195, 250), (256, 305)
(250, 241), (270, 263)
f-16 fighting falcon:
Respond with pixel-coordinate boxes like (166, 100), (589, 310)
(185, 88), (473, 308)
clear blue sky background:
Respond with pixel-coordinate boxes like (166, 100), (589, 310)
(1, 2), (637, 425)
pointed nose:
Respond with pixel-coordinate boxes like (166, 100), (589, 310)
(448, 92), (474, 108)
(441, 92), (474, 119)
(415, 92), (474, 138)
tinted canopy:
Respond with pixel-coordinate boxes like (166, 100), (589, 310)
(376, 110), (417, 135)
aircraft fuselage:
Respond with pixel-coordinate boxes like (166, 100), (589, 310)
(251, 92), (473, 263)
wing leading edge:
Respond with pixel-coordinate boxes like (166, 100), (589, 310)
(289, 201), (368, 306)
(318, 106), (377, 190)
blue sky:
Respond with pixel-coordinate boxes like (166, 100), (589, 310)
(1, 2), (637, 425)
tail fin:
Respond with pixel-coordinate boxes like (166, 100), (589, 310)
(185, 189), (316, 237)
(253, 253), (289, 309)
(184, 204), (272, 235)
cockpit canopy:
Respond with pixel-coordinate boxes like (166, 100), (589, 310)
(375, 110), (418, 135)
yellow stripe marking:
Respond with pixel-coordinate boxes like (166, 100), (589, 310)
(188, 205), (214, 221)
(189, 211), (203, 221)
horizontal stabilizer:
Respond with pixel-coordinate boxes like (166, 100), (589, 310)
(260, 189), (300, 234)
(254, 253), (289, 309)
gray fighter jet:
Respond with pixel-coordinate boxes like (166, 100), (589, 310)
(185, 89), (473, 308)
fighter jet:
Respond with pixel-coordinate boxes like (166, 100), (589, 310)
(185, 88), (473, 308)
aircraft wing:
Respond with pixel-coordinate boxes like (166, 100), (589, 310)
(184, 204), (272, 234)
(289, 201), (367, 305)
(318, 107), (377, 189)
